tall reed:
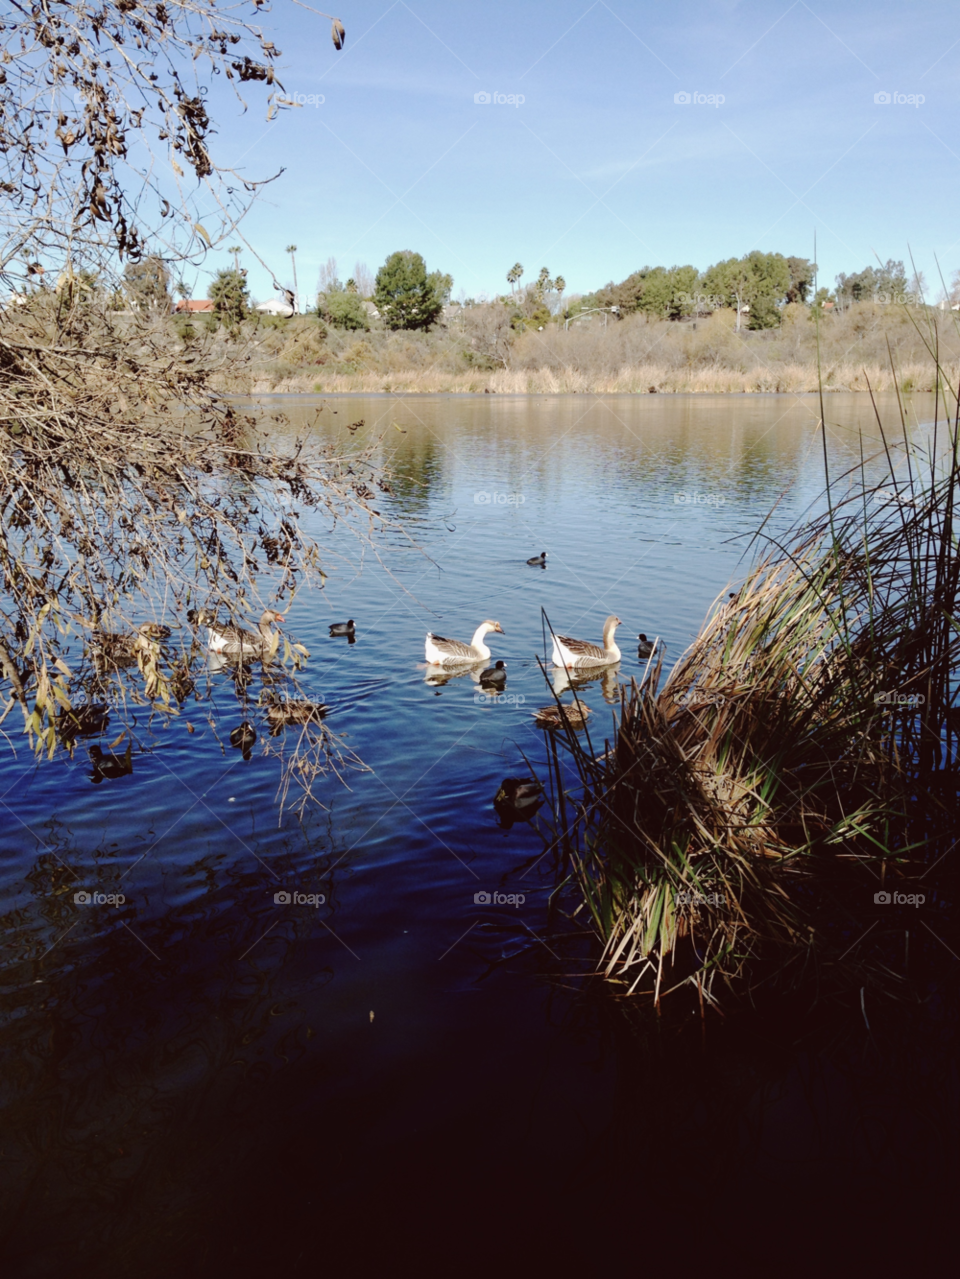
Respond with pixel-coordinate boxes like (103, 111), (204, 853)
(550, 365), (960, 1006)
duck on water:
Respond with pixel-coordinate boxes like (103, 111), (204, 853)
(425, 621), (504, 666)
(479, 660), (507, 689)
(207, 610), (285, 659)
(551, 615), (622, 669)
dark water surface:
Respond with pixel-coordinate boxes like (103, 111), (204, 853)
(1, 394), (955, 1274)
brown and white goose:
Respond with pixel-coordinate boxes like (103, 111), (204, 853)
(425, 620), (503, 665)
(207, 609), (285, 658)
(551, 615), (622, 669)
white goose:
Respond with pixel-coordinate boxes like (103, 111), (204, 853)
(425, 620), (504, 665)
(208, 609), (285, 658)
(551, 614), (622, 669)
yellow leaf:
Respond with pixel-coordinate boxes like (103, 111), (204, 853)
(195, 223), (211, 246)
(109, 731), (127, 749)
(54, 658), (72, 677)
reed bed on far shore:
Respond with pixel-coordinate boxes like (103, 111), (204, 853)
(547, 377), (960, 1007)
(246, 360), (951, 397)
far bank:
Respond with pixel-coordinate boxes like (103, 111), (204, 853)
(198, 305), (960, 398)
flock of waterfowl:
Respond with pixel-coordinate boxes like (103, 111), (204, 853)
(70, 551), (660, 807)
(420, 556), (663, 743)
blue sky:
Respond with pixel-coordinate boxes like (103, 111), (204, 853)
(189, 0), (960, 306)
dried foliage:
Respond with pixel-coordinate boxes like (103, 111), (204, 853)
(0, 2), (369, 807)
(0, 0), (339, 264)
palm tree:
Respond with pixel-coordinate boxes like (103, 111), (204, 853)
(507, 262), (523, 295)
(286, 244), (299, 314)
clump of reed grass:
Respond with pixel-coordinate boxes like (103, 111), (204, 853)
(553, 376), (960, 1006)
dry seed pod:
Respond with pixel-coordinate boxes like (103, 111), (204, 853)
(331, 19), (346, 50)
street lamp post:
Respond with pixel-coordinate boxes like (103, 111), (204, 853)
(564, 305), (620, 330)
(286, 245), (299, 314)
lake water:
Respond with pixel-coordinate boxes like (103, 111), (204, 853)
(0, 393), (955, 1274)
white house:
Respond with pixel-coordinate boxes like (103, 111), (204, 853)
(255, 297), (295, 317)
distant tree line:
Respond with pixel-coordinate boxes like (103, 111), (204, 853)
(583, 252), (815, 330)
(579, 252), (943, 331)
(114, 246), (950, 340)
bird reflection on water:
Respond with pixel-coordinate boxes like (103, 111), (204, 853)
(550, 661), (621, 703)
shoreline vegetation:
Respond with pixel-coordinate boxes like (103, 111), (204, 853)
(545, 365), (960, 1009)
(195, 305), (960, 397)
(171, 246), (960, 396)
(243, 361), (952, 396)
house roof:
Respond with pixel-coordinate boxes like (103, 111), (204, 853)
(174, 299), (215, 313)
(255, 298), (295, 316)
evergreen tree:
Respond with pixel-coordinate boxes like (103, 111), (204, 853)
(374, 251), (446, 330)
(208, 267), (249, 323)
